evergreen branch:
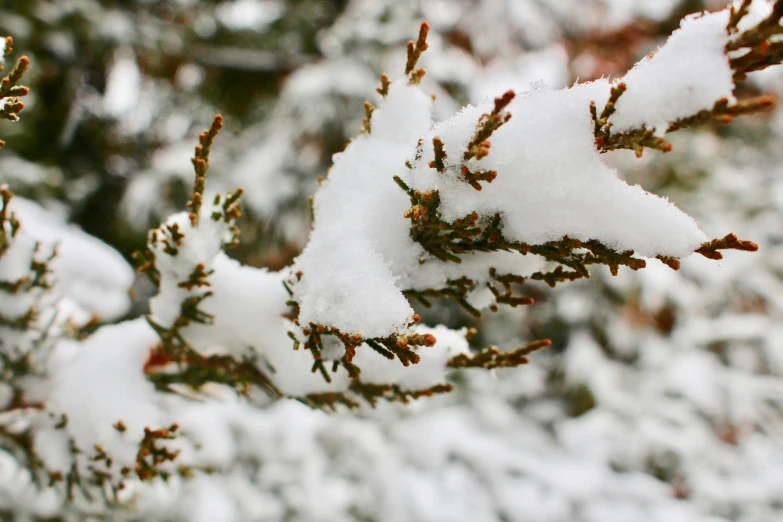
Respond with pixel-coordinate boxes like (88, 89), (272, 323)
(448, 339), (551, 370)
(187, 114), (224, 226)
(696, 233), (759, 260)
(405, 22), (430, 84)
(463, 90), (515, 162)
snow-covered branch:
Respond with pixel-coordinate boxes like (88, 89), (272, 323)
(1, 1), (783, 517)
(292, 6), (774, 390)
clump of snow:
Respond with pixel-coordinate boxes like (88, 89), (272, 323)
(610, 10), (735, 134)
(292, 80), (433, 338)
(1, 194), (108, 381)
(408, 80), (707, 257)
(0, 220), (38, 290)
(290, 80), (548, 340)
(295, 60), (712, 339)
(215, 0), (284, 32)
(144, 189), (478, 397)
(102, 47), (142, 118)
(0, 452), (60, 518)
(45, 319), (167, 477)
(9, 196), (134, 320)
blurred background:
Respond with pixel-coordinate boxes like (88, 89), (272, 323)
(1, 0), (782, 520)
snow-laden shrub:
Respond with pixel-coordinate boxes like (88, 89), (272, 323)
(1, 1), (783, 518)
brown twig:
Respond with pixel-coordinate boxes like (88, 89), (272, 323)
(405, 22), (430, 81)
(448, 339), (551, 370)
(696, 233), (758, 260)
(187, 114), (224, 226)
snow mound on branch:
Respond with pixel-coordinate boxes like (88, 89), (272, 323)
(145, 208), (353, 396)
(408, 80), (707, 257)
(610, 10), (734, 134)
(295, 19), (722, 338)
(45, 319), (166, 475)
(292, 81), (433, 338)
(145, 201), (467, 396)
(9, 197), (134, 320)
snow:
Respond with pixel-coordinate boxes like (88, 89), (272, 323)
(0, 452), (60, 518)
(215, 0), (284, 32)
(4, 1), (783, 520)
(292, 80), (433, 338)
(0, 221), (37, 288)
(102, 47), (142, 118)
(733, 0), (776, 33)
(295, 39), (717, 338)
(145, 199), (466, 396)
(408, 80), (707, 256)
(611, 10), (735, 135)
(9, 196), (134, 320)
(46, 319), (167, 475)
